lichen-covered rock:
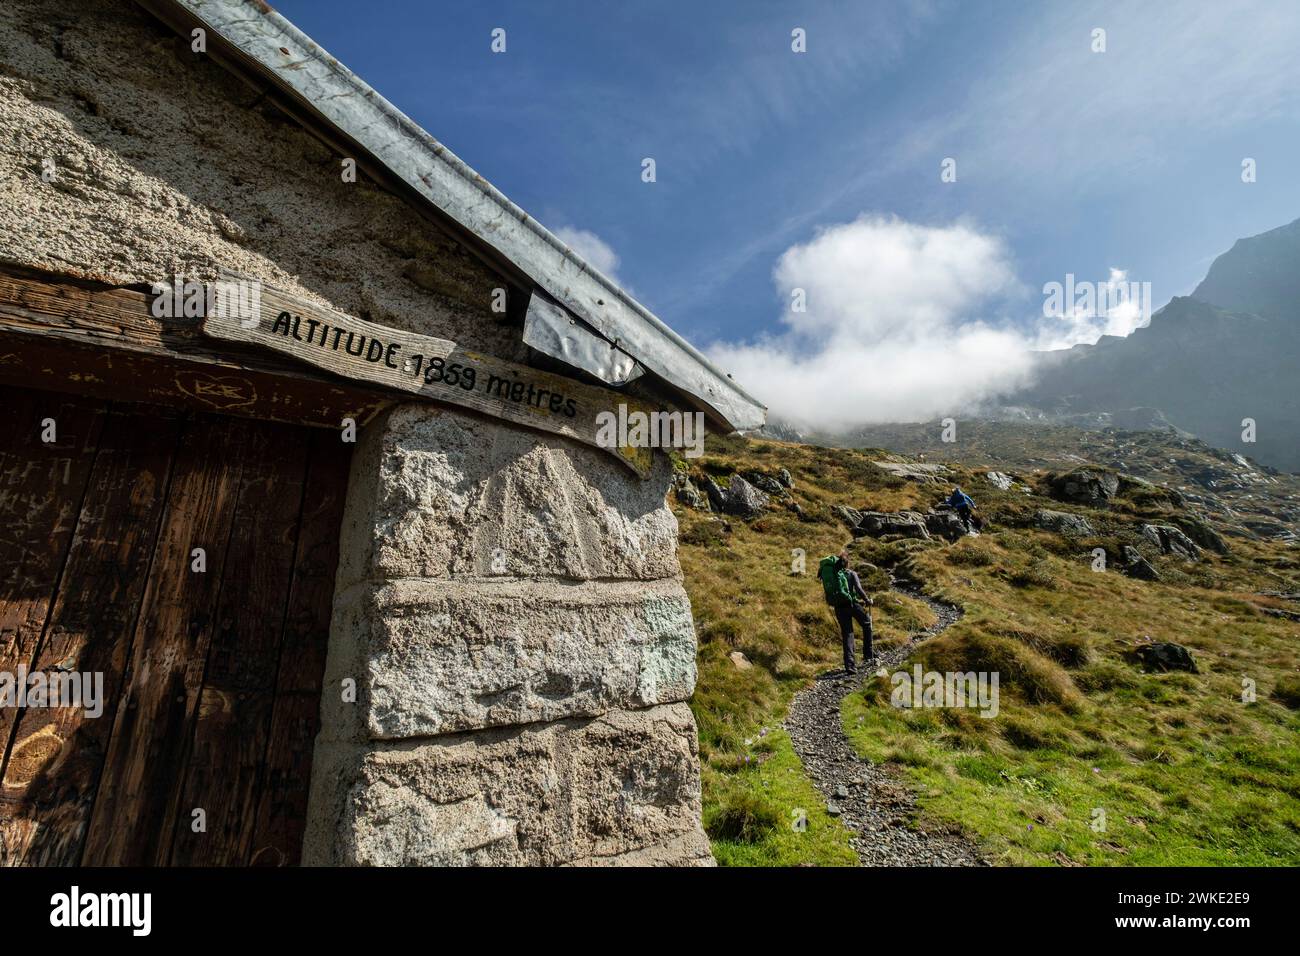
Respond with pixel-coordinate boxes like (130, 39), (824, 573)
(832, 504), (864, 530)
(1174, 516), (1229, 554)
(1120, 545), (1160, 581)
(314, 403), (711, 866)
(701, 473), (770, 519)
(702, 475), (729, 512)
(986, 471), (1014, 491)
(304, 703), (712, 867)
(1133, 641), (1199, 673)
(740, 470), (785, 495)
(873, 461), (949, 483)
(1140, 524), (1202, 561)
(1035, 509), (1096, 537)
(926, 510), (970, 540)
(1048, 467), (1120, 505)
(726, 474), (771, 518)
(854, 510), (931, 540)
(673, 474), (709, 510)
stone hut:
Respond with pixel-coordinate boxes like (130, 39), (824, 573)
(0, 0), (764, 866)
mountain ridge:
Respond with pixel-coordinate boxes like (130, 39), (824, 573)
(1005, 216), (1300, 470)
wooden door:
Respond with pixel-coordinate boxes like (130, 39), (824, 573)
(0, 384), (349, 866)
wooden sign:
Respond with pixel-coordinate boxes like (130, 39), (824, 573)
(199, 281), (656, 477)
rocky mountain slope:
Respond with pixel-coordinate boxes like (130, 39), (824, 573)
(1009, 216), (1300, 472)
(673, 427), (1300, 866)
(839, 419), (1299, 546)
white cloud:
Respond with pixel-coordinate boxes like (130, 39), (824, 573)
(771, 215), (1020, 339)
(554, 227), (621, 283)
(708, 215), (1159, 431)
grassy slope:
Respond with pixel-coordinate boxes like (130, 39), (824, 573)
(675, 433), (1300, 866)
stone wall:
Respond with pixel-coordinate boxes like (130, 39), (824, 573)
(302, 404), (713, 865)
(0, 0), (518, 356)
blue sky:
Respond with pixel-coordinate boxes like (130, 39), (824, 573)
(275, 0), (1300, 425)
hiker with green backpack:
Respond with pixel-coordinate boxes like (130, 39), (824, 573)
(818, 550), (875, 674)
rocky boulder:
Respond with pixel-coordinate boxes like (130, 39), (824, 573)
(778, 468), (794, 489)
(1133, 641), (1199, 673)
(854, 510), (931, 540)
(925, 510), (970, 540)
(717, 474), (770, 519)
(702, 476), (729, 513)
(1034, 509), (1095, 537)
(1048, 467), (1120, 505)
(1117, 473), (1186, 507)
(672, 474), (708, 511)
(832, 504), (864, 530)
(873, 461), (949, 484)
(986, 471), (1014, 491)
(1140, 524), (1202, 560)
(1173, 516), (1229, 555)
(740, 470), (786, 496)
(1120, 545), (1160, 581)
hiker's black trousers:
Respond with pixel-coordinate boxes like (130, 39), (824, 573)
(835, 602), (873, 671)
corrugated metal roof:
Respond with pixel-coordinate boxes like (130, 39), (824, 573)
(142, 0), (766, 431)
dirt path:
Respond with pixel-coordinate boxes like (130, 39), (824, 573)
(785, 583), (988, 866)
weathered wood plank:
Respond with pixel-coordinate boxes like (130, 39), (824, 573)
(0, 405), (180, 865)
(0, 265), (668, 474)
(246, 429), (350, 866)
(0, 265), (368, 388)
(79, 417), (251, 866)
(203, 281), (658, 477)
(167, 422), (310, 866)
(0, 391), (105, 859)
(0, 311), (390, 430)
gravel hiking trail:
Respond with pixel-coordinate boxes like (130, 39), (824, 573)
(785, 582), (988, 866)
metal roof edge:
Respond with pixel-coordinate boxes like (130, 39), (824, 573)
(153, 0), (767, 431)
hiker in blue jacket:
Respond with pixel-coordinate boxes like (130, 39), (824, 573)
(945, 486), (977, 532)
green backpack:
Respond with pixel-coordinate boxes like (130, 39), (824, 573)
(818, 555), (848, 606)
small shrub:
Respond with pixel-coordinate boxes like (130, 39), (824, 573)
(1075, 660), (1140, 692)
(994, 624), (1091, 668)
(705, 787), (782, 843)
(920, 630), (1082, 709)
(1002, 716), (1065, 750)
(1272, 675), (1300, 710)
(948, 542), (995, 567)
(698, 618), (742, 646)
(1009, 566), (1056, 589)
(680, 520), (726, 547)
